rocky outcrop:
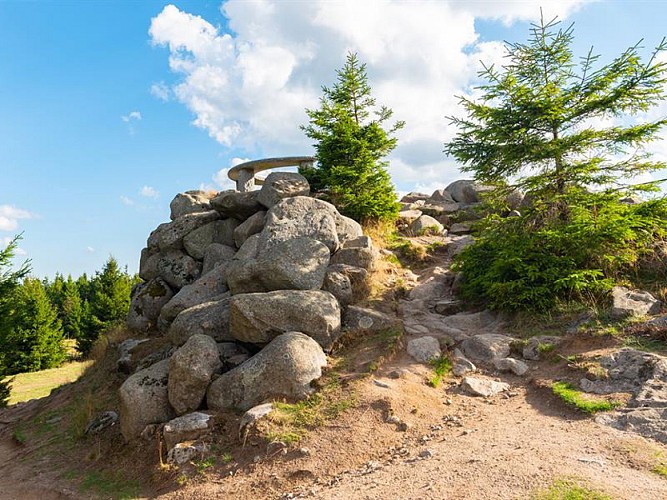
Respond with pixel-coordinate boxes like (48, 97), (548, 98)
(207, 332), (327, 412)
(121, 172), (383, 441)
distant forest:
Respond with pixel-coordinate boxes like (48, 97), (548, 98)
(0, 249), (138, 376)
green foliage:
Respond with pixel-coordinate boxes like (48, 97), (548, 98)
(0, 375), (12, 408)
(533, 478), (611, 500)
(428, 355), (452, 388)
(445, 16), (667, 312)
(551, 382), (620, 414)
(301, 52), (403, 223)
(2, 278), (67, 373)
(453, 197), (667, 310)
(77, 257), (135, 355)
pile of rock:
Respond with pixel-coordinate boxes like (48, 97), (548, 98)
(397, 179), (525, 237)
(118, 172), (382, 450)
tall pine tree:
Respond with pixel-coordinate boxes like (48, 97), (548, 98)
(301, 52), (403, 223)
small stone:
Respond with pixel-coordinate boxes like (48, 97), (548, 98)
(386, 415), (401, 425)
(167, 441), (210, 465)
(493, 357), (529, 376)
(419, 449), (433, 459)
(461, 377), (510, 397)
(374, 380), (391, 389)
(397, 422), (410, 432)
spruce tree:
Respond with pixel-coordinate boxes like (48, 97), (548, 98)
(301, 52), (403, 223)
(0, 237), (30, 398)
(444, 16), (667, 310)
(4, 278), (65, 373)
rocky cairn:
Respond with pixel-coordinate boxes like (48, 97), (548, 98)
(119, 172), (377, 450)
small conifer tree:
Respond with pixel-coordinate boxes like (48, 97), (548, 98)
(301, 52), (403, 223)
(445, 16), (667, 310)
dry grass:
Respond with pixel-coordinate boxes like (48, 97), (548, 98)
(4, 360), (93, 405)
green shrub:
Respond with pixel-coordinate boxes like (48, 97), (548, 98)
(453, 197), (667, 311)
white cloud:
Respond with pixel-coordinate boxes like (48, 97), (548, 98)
(150, 82), (171, 101)
(86, 246), (95, 253)
(0, 205), (35, 232)
(140, 186), (159, 198)
(121, 111), (142, 122)
(149, 0), (592, 192)
(211, 157), (250, 191)
(120, 195), (135, 206)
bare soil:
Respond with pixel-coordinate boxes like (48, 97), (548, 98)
(1, 242), (666, 499)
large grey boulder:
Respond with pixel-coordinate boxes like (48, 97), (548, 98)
(610, 286), (662, 319)
(260, 196), (340, 253)
(127, 278), (174, 332)
(444, 180), (483, 204)
(170, 191), (212, 220)
(430, 189), (456, 204)
(201, 243), (237, 276)
(410, 215), (444, 235)
(119, 359), (175, 441)
(163, 412), (214, 451)
(156, 211), (220, 251)
(227, 238), (331, 295)
(461, 334), (514, 363)
(211, 190), (263, 220)
(257, 172), (310, 208)
(167, 296), (233, 346)
(207, 332), (327, 411)
(184, 220), (239, 260)
(168, 334), (222, 415)
(157, 250), (202, 290)
(257, 237), (330, 291)
(158, 267), (228, 327)
(229, 290), (341, 349)
(233, 211), (266, 248)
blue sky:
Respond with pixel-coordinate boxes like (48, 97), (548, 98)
(2, 0), (666, 278)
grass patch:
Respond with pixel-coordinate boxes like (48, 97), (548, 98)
(79, 471), (142, 499)
(266, 383), (356, 445)
(3, 360), (93, 405)
(552, 382), (620, 414)
(533, 478), (611, 499)
(653, 462), (667, 478)
(428, 355), (452, 388)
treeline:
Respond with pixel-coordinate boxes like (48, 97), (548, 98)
(0, 240), (139, 378)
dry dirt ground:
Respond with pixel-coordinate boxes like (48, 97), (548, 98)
(1, 245), (667, 499)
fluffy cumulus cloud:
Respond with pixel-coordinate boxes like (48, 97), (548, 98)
(149, 0), (591, 192)
(0, 205), (35, 232)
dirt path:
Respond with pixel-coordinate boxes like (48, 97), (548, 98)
(1, 238), (667, 499)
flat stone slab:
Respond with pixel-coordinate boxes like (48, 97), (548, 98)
(228, 156), (315, 191)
